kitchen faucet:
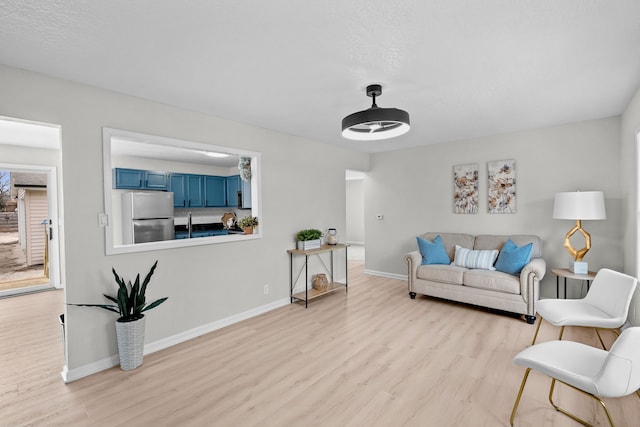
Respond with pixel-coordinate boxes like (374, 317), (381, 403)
(188, 211), (192, 238)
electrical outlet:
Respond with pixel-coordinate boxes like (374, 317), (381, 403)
(263, 284), (269, 294)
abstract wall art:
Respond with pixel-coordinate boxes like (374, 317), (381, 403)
(487, 159), (516, 214)
(453, 163), (479, 214)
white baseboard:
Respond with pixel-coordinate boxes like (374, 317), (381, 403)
(61, 354), (119, 383)
(363, 269), (407, 281)
(61, 297), (291, 383)
(144, 298), (290, 355)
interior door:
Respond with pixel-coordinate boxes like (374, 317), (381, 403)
(0, 165), (60, 297)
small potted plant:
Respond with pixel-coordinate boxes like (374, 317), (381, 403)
(69, 260), (167, 370)
(238, 216), (258, 234)
(296, 229), (323, 250)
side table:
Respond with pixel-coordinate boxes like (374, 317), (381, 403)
(551, 268), (596, 299)
(287, 244), (349, 308)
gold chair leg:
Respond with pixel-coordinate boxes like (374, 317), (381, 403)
(510, 368), (531, 426)
(548, 378), (616, 427)
(595, 328), (607, 350)
(531, 320), (564, 346)
(531, 317), (543, 345)
(595, 396), (616, 427)
(593, 329), (640, 403)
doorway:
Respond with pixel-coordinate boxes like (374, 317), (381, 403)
(0, 118), (62, 297)
(346, 169), (365, 262)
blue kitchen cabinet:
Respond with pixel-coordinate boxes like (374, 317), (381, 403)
(114, 168), (142, 189)
(175, 229), (229, 239)
(225, 175), (240, 207)
(192, 230), (229, 238)
(171, 174), (206, 207)
(204, 176), (226, 207)
(144, 170), (168, 190)
(113, 168), (168, 190)
(169, 174), (187, 207)
(187, 175), (204, 207)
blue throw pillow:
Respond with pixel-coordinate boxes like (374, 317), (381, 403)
(416, 235), (450, 265)
(495, 239), (533, 275)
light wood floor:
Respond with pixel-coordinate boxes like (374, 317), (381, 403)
(2, 262), (639, 426)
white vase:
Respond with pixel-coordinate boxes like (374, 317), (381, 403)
(115, 315), (146, 370)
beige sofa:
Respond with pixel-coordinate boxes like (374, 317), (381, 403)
(404, 233), (546, 324)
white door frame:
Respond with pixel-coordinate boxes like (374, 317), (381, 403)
(637, 130), (640, 279)
(0, 163), (61, 295)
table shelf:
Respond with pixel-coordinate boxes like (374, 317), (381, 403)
(291, 281), (346, 302)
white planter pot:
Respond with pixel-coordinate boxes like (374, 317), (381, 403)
(115, 316), (146, 371)
(297, 239), (321, 250)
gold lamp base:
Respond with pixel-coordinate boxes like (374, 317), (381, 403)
(564, 219), (591, 273)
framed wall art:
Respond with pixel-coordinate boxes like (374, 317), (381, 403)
(453, 163), (479, 214)
(487, 159), (516, 214)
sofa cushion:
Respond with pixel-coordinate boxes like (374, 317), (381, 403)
(416, 235), (450, 265)
(417, 264), (466, 285)
(495, 239), (533, 275)
(422, 233), (474, 262)
(474, 235), (542, 258)
(453, 245), (499, 270)
(463, 269), (521, 294)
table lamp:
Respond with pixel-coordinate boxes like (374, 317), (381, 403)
(552, 191), (606, 274)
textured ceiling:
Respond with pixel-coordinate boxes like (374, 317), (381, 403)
(1, 1), (639, 153)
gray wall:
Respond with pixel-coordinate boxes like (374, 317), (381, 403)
(0, 65), (369, 376)
(364, 117), (623, 299)
(2, 61), (640, 376)
(621, 85), (640, 325)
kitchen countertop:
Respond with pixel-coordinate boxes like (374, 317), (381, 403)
(174, 220), (243, 237)
(174, 215), (222, 226)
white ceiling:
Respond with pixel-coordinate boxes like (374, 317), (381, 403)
(1, 1), (639, 153)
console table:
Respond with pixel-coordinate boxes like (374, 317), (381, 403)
(287, 244), (348, 308)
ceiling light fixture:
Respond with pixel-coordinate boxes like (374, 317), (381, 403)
(341, 84), (410, 141)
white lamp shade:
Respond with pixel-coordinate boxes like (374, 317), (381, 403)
(553, 191), (606, 220)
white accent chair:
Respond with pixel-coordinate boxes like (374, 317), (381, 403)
(531, 268), (638, 349)
(510, 327), (640, 426)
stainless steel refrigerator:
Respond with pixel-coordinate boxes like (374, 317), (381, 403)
(122, 192), (175, 244)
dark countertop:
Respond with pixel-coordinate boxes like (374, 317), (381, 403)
(174, 222), (243, 239)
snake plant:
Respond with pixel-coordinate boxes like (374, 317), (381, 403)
(70, 260), (168, 322)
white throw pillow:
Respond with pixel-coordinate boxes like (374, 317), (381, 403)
(453, 245), (498, 270)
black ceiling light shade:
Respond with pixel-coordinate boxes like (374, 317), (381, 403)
(341, 84), (410, 141)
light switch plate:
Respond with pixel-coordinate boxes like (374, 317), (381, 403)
(98, 213), (109, 227)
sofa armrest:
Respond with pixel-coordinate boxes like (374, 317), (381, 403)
(519, 257), (546, 315)
(404, 251), (422, 292)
